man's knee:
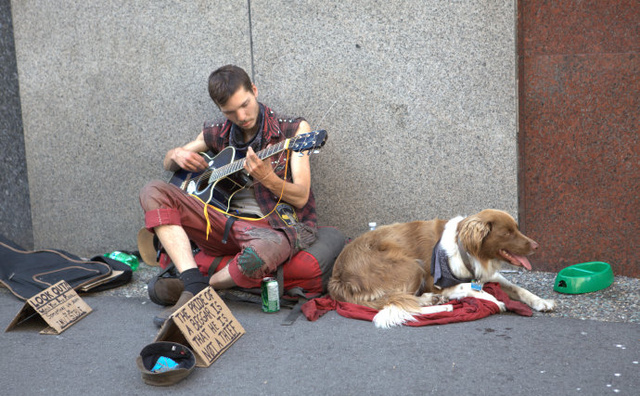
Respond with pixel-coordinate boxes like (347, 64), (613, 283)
(236, 247), (267, 278)
(139, 180), (168, 210)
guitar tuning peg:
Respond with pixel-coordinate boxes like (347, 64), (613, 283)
(313, 150), (320, 154)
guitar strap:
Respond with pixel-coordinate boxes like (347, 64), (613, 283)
(221, 213), (263, 244)
(221, 216), (237, 244)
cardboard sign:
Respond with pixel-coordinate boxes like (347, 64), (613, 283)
(5, 280), (92, 334)
(154, 287), (245, 367)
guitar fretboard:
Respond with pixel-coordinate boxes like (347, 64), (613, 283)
(207, 139), (289, 183)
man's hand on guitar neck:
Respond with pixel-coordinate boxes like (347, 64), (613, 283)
(243, 122), (313, 209)
(243, 146), (274, 183)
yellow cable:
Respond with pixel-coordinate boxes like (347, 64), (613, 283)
(190, 149), (291, 240)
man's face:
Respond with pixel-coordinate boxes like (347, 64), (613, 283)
(219, 85), (260, 133)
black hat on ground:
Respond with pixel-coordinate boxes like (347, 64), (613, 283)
(136, 341), (196, 386)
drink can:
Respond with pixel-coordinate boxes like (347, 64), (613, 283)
(261, 277), (280, 313)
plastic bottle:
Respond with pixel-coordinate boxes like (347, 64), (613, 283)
(369, 222), (377, 231)
(104, 251), (139, 271)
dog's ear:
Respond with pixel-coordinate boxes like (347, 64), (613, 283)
(458, 216), (492, 257)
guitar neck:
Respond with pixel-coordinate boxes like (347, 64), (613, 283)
(208, 139), (290, 183)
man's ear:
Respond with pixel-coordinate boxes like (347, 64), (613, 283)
(252, 84), (258, 98)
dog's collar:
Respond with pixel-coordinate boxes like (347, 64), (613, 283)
(457, 238), (476, 279)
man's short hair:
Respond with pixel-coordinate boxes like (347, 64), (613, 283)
(208, 65), (253, 107)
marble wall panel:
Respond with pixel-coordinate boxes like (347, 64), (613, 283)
(519, 1), (639, 277)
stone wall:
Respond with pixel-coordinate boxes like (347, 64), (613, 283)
(8, 0), (518, 256)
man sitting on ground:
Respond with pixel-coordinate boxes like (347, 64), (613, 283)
(139, 64), (318, 326)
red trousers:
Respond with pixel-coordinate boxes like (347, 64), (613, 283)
(139, 180), (292, 288)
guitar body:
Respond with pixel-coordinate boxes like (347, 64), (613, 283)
(168, 147), (251, 211)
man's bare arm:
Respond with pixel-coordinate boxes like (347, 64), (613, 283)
(243, 121), (313, 209)
(163, 132), (210, 172)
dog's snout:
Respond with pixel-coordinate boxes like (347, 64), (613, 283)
(530, 239), (539, 250)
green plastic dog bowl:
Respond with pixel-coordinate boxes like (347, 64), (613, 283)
(554, 261), (614, 294)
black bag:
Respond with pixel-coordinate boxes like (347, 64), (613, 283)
(0, 235), (132, 300)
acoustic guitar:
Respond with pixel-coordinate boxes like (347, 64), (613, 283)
(168, 129), (327, 211)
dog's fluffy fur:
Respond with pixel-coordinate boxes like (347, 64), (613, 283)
(328, 209), (555, 328)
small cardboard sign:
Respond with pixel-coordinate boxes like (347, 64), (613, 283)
(154, 287), (245, 367)
(5, 280), (92, 334)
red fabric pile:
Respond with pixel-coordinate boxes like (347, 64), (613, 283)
(301, 282), (532, 326)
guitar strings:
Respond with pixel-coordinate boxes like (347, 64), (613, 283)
(191, 149), (292, 241)
(208, 140), (286, 182)
(208, 130), (321, 181)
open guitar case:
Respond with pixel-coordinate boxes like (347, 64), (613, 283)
(0, 234), (132, 300)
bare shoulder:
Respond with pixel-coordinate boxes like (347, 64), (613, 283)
(295, 120), (311, 135)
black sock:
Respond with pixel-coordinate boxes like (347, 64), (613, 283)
(179, 268), (208, 295)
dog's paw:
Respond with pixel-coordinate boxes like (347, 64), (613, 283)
(497, 301), (507, 312)
(531, 298), (556, 312)
(430, 294), (449, 305)
(418, 293), (449, 306)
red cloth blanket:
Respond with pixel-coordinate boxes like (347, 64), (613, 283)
(301, 282), (532, 326)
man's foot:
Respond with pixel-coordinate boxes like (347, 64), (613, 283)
(148, 277), (184, 306)
(153, 290), (194, 327)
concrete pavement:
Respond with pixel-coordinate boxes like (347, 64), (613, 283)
(1, 290), (639, 395)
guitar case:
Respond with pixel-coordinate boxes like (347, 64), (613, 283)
(0, 234), (132, 300)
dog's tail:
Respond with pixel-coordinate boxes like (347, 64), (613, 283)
(369, 292), (422, 328)
(328, 270), (427, 308)
(327, 276), (410, 309)
(373, 293), (454, 329)
(329, 280), (453, 328)
(327, 280), (419, 328)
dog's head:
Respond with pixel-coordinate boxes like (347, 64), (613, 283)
(457, 209), (538, 270)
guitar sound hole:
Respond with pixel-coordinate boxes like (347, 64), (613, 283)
(195, 178), (210, 194)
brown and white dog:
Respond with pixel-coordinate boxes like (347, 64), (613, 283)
(328, 209), (555, 328)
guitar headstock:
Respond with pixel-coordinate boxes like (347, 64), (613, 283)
(289, 130), (328, 153)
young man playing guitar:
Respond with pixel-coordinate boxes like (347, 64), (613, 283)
(139, 65), (320, 326)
